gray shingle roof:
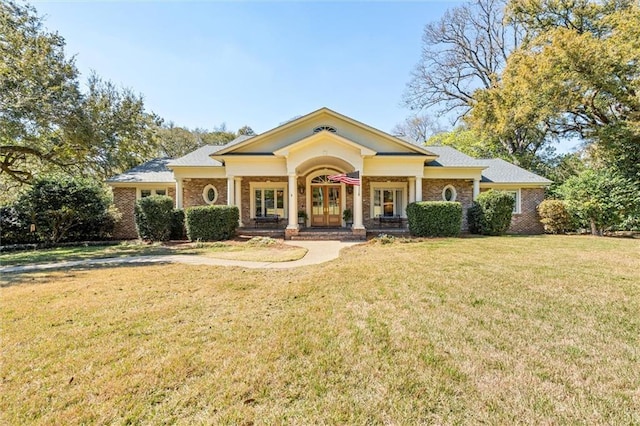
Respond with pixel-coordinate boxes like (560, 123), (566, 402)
(167, 145), (224, 167)
(480, 158), (552, 184)
(425, 146), (486, 167)
(106, 158), (175, 183)
(168, 136), (255, 167)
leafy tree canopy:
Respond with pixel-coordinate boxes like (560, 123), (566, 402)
(558, 168), (640, 234)
(0, 1), (160, 187)
(471, 0), (640, 180)
(0, 0), (83, 183)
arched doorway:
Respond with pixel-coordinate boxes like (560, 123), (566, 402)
(310, 174), (342, 227)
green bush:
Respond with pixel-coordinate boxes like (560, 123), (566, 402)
(468, 190), (515, 236)
(134, 195), (174, 241)
(185, 205), (239, 241)
(0, 206), (33, 245)
(406, 201), (462, 237)
(170, 209), (187, 240)
(3, 175), (116, 244)
(537, 199), (573, 234)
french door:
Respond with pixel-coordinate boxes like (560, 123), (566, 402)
(311, 185), (342, 227)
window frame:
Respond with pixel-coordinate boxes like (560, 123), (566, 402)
(137, 187), (170, 199)
(202, 184), (218, 205)
(250, 182), (288, 219)
(503, 189), (521, 214)
(370, 182), (408, 218)
(442, 184), (457, 202)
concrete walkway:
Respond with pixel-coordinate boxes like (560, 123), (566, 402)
(0, 240), (360, 274)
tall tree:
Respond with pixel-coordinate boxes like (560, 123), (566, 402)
(426, 127), (508, 159)
(80, 74), (160, 180)
(237, 125), (255, 136)
(472, 0), (640, 180)
(403, 0), (521, 118)
(1, 1), (161, 189)
(391, 113), (441, 143)
(0, 1), (83, 183)
(156, 123), (200, 158)
(402, 0), (556, 165)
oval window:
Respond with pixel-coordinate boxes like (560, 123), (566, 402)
(442, 185), (457, 202)
(202, 184), (218, 204)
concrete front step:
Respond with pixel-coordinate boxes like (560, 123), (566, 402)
(290, 229), (365, 241)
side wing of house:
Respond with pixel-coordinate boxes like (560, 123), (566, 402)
(106, 158), (177, 239)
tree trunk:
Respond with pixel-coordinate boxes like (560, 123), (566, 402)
(590, 218), (601, 236)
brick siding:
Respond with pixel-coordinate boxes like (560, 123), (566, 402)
(112, 188), (137, 239)
(239, 177), (288, 228)
(509, 188), (545, 234)
(423, 179), (474, 231)
(362, 177), (410, 228)
(479, 187), (545, 234)
(182, 179), (227, 209)
(112, 186), (178, 240)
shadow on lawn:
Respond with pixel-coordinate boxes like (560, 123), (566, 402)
(0, 259), (174, 288)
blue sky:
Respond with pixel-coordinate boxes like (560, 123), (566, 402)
(33, 1), (462, 135)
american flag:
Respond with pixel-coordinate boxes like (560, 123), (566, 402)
(328, 171), (360, 186)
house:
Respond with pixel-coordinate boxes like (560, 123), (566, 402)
(107, 108), (551, 239)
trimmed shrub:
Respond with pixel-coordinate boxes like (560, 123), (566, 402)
(9, 175), (115, 244)
(468, 190), (515, 236)
(537, 199), (572, 234)
(185, 205), (239, 241)
(406, 201), (462, 237)
(170, 209), (187, 240)
(134, 195), (174, 241)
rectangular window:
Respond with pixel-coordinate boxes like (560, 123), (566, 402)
(373, 188), (404, 217)
(504, 190), (520, 214)
(139, 188), (168, 199)
(254, 188), (285, 217)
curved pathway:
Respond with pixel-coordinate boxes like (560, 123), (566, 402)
(0, 241), (360, 275)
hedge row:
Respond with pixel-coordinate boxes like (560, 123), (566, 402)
(185, 205), (239, 241)
(406, 201), (462, 237)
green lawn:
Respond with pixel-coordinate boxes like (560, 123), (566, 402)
(0, 239), (307, 266)
(1, 235), (639, 424)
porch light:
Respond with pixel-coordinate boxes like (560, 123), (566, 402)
(298, 184), (305, 195)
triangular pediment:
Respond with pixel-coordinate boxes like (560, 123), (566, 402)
(214, 108), (435, 157)
(273, 131), (377, 157)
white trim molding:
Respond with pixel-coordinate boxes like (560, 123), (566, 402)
(369, 181), (409, 218)
(442, 184), (457, 202)
(202, 184), (218, 205)
(249, 181), (288, 219)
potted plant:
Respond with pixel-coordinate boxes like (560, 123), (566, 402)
(343, 208), (353, 227)
(298, 210), (308, 226)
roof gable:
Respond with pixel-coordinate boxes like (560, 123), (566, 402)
(215, 108), (435, 156)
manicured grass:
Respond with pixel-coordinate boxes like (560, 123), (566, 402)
(1, 236), (639, 424)
(0, 239), (307, 266)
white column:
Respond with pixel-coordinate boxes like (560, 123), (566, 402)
(473, 178), (480, 200)
(353, 184), (364, 229)
(227, 176), (235, 206)
(176, 179), (183, 209)
(235, 177), (243, 227)
(415, 177), (423, 202)
(287, 173), (298, 229)
(408, 177), (416, 203)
